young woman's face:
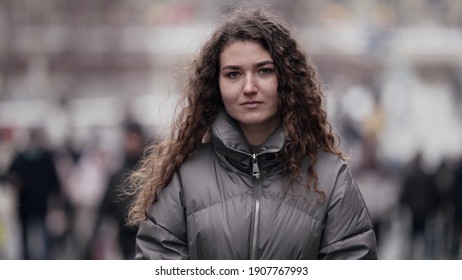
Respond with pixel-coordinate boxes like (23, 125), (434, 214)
(219, 40), (280, 138)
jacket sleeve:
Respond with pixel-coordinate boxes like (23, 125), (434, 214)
(135, 172), (189, 260)
(318, 164), (378, 260)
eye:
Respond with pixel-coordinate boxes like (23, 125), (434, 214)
(225, 71), (240, 79)
(259, 68), (274, 75)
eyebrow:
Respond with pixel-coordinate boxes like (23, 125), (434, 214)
(221, 60), (274, 71)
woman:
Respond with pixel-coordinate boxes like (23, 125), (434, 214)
(127, 7), (377, 260)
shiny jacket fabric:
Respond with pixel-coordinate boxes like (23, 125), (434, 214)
(135, 109), (377, 260)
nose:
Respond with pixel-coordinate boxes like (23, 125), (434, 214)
(243, 74), (257, 95)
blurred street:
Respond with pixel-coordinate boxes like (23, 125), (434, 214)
(1, 0), (462, 259)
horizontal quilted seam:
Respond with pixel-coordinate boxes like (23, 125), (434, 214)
(263, 189), (321, 223)
(186, 190), (252, 218)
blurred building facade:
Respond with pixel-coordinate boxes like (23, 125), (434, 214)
(1, 0), (462, 259)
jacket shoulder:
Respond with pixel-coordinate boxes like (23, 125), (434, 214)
(181, 142), (215, 170)
(314, 150), (347, 191)
(316, 149), (346, 171)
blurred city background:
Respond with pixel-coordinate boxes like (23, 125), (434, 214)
(1, 0), (462, 260)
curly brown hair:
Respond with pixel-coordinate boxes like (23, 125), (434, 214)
(125, 7), (343, 226)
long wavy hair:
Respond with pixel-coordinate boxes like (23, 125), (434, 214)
(125, 7), (343, 226)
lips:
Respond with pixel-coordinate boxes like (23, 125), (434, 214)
(241, 100), (263, 109)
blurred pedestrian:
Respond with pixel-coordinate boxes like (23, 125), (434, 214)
(64, 135), (110, 259)
(91, 121), (148, 259)
(400, 152), (440, 259)
(6, 127), (61, 259)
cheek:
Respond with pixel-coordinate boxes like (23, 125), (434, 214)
(219, 90), (239, 118)
(266, 81), (279, 105)
(218, 79), (227, 99)
(221, 95), (237, 114)
(219, 82), (237, 103)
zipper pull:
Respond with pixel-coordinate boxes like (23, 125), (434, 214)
(252, 154), (260, 179)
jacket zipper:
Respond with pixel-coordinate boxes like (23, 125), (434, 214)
(250, 153), (261, 260)
(219, 146), (275, 259)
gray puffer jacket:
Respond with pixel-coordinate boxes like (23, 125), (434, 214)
(135, 109), (377, 260)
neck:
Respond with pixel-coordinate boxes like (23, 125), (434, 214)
(239, 120), (280, 146)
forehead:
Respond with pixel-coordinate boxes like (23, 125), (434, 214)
(220, 40), (272, 63)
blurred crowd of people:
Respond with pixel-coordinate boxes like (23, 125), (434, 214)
(0, 117), (153, 260)
(322, 60), (462, 259)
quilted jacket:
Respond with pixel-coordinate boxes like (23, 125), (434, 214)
(135, 108), (377, 259)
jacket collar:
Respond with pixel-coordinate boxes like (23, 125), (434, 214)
(211, 106), (285, 177)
